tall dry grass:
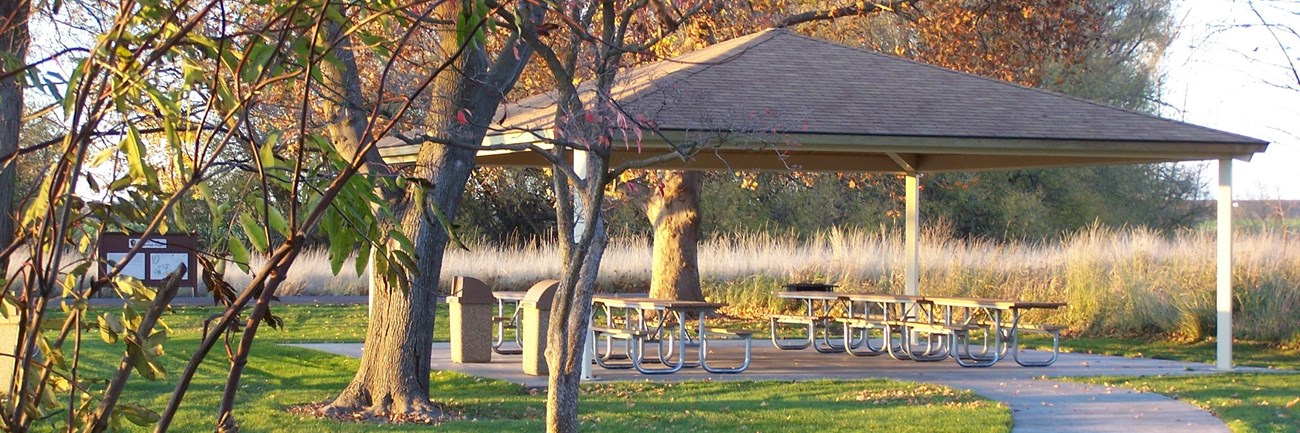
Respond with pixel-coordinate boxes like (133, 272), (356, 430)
(214, 226), (1299, 343)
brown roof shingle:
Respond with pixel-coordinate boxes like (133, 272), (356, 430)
(496, 28), (1265, 145)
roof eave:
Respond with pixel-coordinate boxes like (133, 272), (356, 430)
(414, 129), (1268, 169)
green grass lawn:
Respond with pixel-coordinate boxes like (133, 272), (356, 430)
(46, 304), (1011, 432)
(53, 303), (1300, 432)
(1022, 335), (1300, 370)
(1068, 374), (1300, 433)
(1032, 336), (1300, 433)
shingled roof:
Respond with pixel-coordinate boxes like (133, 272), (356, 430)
(380, 28), (1267, 172)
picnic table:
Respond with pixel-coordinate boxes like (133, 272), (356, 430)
(772, 291), (1066, 367)
(925, 296), (1066, 367)
(590, 295), (752, 374)
(491, 291), (528, 355)
(772, 290), (848, 353)
(838, 293), (941, 361)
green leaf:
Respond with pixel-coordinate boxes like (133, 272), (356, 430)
(126, 338), (166, 380)
(60, 274), (78, 298)
(258, 131), (280, 170)
(123, 305), (141, 330)
(324, 4), (345, 23)
(262, 202), (289, 236)
(21, 169), (55, 227)
(1, 296), (17, 319)
(120, 403), (161, 426)
(122, 123), (155, 186)
(227, 237), (251, 273)
(97, 314), (120, 344)
(356, 32), (391, 60)
(113, 276), (145, 298)
(425, 199), (469, 251)
(241, 42), (269, 83)
(355, 240), (371, 277)
(35, 335), (67, 371)
(144, 330), (167, 357)
(328, 225), (352, 276)
(391, 249), (417, 275)
(388, 229), (415, 253)
(240, 212), (269, 252)
(88, 145), (118, 168)
(373, 252), (389, 286)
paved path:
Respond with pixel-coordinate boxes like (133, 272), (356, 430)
(90, 296), (1244, 431)
(294, 341), (1255, 433)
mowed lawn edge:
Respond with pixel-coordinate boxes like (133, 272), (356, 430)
(46, 305), (1012, 433)
(1064, 374), (1300, 433)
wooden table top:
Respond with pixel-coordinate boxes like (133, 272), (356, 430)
(492, 291), (529, 301)
(772, 291), (1064, 310)
(923, 296), (1065, 310)
(841, 292), (929, 303)
(774, 291), (846, 301)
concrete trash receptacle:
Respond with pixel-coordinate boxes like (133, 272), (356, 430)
(1, 303), (19, 397)
(520, 279), (559, 376)
(449, 276), (494, 363)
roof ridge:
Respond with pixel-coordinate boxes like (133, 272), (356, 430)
(605, 29), (785, 108)
(501, 29), (783, 115)
(772, 29), (1266, 144)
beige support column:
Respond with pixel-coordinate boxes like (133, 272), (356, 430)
(449, 276), (494, 363)
(1, 303), (18, 397)
(575, 151), (595, 381)
(521, 280), (559, 376)
(905, 173), (920, 296)
(1216, 158), (1234, 371)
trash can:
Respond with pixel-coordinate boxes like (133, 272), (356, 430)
(449, 276), (494, 363)
(1, 303), (19, 397)
(520, 279), (559, 376)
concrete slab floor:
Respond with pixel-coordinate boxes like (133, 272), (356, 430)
(291, 341), (1279, 433)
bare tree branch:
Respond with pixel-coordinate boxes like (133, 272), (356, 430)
(778, 1), (912, 28)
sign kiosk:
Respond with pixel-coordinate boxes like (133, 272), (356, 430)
(98, 233), (200, 295)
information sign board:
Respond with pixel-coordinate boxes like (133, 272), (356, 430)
(98, 233), (199, 289)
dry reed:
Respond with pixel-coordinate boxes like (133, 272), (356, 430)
(200, 226), (1300, 343)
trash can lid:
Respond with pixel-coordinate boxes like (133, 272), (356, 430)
(451, 276), (495, 304)
(522, 279), (560, 309)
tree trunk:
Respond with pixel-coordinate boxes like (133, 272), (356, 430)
(325, 157), (471, 418)
(323, 25), (486, 418)
(0, 0), (29, 272)
(646, 171), (704, 301)
(545, 150), (609, 433)
(544, 229), (606, 432)
(321, 0), (538, 418)
(307, 19), (449, 419)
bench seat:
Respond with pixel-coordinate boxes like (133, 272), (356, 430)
(706, 327), (756, 338)
(769, 314), (829, 324)
(590, 325), (654, 339)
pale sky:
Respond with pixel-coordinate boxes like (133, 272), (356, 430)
(1165, 0), (1300, 199)
(24, 1), (1298, 199)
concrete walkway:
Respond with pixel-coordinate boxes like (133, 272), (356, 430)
(294, 341), (1253, 433)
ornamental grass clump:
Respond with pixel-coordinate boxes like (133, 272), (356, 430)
(212, 225), (1300, 343)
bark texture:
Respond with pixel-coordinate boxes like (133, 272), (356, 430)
(645, 171), (704, 301)
(545, 150), (609, 433)
(321, 2), (537, 419)
(0, 0), (29, 269)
